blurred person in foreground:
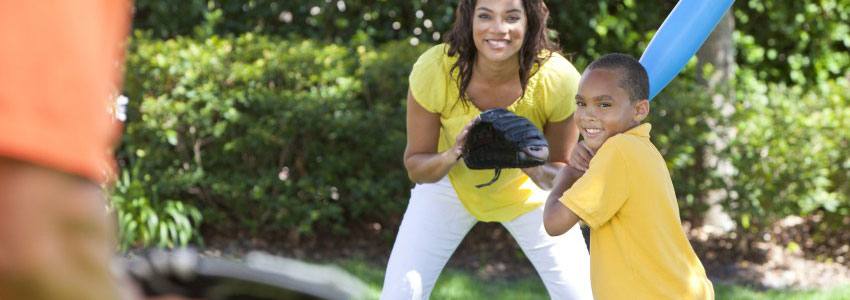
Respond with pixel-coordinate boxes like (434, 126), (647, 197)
(0, 1), (135, 299)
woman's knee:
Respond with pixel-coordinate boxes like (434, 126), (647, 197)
(381, 269), (426, 300)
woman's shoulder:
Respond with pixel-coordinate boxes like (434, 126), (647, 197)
(411, 43), (453, 80)
(412, 43), (454, 77)
(525, 51), (581, 120)
(415, 43), (451, 66)
(530, 51), (581, 97)
(409, 44), (454, 113)
(537, 51), (579, 78)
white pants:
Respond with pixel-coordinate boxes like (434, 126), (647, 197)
(381, 178), (592, 299)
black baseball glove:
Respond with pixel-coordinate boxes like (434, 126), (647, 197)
(462, 108), (549, 188)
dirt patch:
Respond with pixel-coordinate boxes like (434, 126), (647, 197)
(197, 214), (850, 290)
(690, 214), (850, 290)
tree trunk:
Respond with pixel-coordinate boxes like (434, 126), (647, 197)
(696, 10), (737, 234)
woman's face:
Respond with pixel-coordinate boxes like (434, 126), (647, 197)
(472, 0), (527, 64)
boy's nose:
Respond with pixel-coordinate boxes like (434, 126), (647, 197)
(579, 109), (598, 122)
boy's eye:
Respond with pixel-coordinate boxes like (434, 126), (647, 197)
(576, 101), (586, 107)
(599, 102), (612, 108)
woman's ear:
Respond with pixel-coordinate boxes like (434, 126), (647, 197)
(633, 99), (650, 122)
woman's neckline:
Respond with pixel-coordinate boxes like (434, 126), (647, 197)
(473, 54), (521, 84)
(467, 62), (526, 112)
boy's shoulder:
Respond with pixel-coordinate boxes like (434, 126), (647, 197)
(597, 126), (658, 164)
(597, 133), (633, 155)
(604, 123), (652, 148)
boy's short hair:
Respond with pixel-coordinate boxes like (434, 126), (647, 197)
(586, 53), (649, 101)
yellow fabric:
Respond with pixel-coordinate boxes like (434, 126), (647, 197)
(561, 124), (714, 300)
(408, 44), (580, 222)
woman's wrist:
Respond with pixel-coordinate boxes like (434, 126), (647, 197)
(522, 165), (542, 179)
(443, 148), (462, 166)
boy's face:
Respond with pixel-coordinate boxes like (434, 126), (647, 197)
(575, 68), (648, 151)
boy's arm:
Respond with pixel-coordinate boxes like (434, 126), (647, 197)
(543, 166), (584, 236)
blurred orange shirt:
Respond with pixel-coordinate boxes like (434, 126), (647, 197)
(0, 1), (131, 182)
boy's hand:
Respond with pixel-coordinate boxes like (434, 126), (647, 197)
(568, 141), (595, 171)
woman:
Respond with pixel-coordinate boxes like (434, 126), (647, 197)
(381, 0), (591, 299)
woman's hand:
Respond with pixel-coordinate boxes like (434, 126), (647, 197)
(521, 163), (564, 191)
(520, 115), (579, 190)
(404, 91), (478, 183)
(521, 165), (543, 180)
(449, 116), (479, 161)
(568, 141), (595, 172)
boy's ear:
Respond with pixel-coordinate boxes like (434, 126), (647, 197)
(633, 99), (649, 122)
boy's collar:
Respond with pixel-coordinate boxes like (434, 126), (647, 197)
(624, 123), (651, 138)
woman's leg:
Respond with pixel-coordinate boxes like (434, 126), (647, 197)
(381, 178), (477, 300)
(502, 200), (593, 299)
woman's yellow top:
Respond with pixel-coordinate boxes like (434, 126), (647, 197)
(408, 44), (580, 221)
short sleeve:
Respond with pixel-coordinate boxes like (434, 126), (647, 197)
(408, 44), (450, 113)
(539, 53), (580, 122)
(560, 139), (629, 228)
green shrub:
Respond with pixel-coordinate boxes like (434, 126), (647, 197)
(120, 32), (427, 242)
(725, 74), (850, 229)
(117, 30), (850, 246)
(109, 164), (203, 250)
(651, 67), (850, 231)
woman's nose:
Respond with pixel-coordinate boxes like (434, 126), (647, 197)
(492, 19), (509, 33)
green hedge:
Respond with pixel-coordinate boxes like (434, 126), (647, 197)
(113, 32), (850, 248)
(116, 32), (426, 244)
(726, 74), (850, 229)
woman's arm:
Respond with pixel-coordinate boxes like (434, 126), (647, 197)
(403, 91), (470, 183)
(522, 114), (579, 190)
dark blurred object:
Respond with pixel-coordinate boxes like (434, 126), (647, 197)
(124, 248), (367, 300)
(580, 223), (590, 251)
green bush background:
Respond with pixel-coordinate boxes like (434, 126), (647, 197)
(111, 0), (850, 248)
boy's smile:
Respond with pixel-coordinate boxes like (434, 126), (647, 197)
(575, 68), (646, 151)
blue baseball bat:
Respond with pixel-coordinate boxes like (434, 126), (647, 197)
(639, 0), (735, 100)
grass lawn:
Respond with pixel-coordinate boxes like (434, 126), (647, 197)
(339, 260), (850, 299)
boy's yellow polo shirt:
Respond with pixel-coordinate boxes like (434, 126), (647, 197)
(409, 44), (580, 221)
(561, 124), (714, 299)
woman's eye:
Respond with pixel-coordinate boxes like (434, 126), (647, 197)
(507, 16), (521, 22)
(477, 14), (491, 20)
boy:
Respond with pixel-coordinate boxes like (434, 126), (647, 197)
(543, 53), (713, 299)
